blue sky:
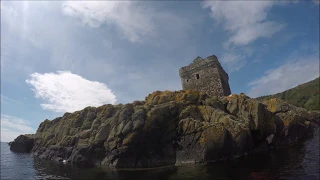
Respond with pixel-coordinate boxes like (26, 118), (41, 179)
(1, 1), (319, 142)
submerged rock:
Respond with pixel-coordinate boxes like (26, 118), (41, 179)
(9, 90), (319, 168)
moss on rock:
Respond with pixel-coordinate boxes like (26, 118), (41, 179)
(11, 90), (318, 169)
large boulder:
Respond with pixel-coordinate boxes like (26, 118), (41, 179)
(9, 134), (35, 153)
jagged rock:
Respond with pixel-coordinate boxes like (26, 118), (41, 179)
(256, 98), (318, 147)
(9, 90), (319, 169)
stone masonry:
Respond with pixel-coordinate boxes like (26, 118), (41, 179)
(179, 55), (231, 97)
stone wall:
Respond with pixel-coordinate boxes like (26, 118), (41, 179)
(179, 55), (231, 97)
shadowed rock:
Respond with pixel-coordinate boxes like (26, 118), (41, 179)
(9, 134), (35, 153)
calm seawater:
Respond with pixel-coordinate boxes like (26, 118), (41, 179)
(1, 129), (319, 180)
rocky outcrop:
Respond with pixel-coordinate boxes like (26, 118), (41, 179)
(9, 134), (35, 153)
(9, 90), (319, 168)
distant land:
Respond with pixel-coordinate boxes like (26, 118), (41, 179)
(257, 77), (320, 111)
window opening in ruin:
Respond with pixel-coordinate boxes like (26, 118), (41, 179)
(187, 79), (189, 82)
(196, 74), (200, 79)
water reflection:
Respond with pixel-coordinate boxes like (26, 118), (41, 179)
(32, 158), (179, 180)
(1, 146), (37, 180)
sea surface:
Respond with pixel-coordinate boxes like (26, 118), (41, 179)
(1, 128), (319, 180)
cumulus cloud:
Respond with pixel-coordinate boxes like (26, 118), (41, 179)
(201, 1), (288, 73)
(201, 1), (284, 47)
(61, 1), (154, 43)
(26, 71), (116, 113)
(1, 114), (35, 142)
(247, 51), (320, 97)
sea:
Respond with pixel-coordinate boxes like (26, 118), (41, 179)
(1, 128), (319, 180)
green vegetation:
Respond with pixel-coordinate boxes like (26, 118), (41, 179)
(257, 77), (320, 111)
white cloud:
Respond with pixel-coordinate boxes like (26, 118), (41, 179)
(247, 51), (320, 97)
(1, 2), (18, 23)
(312, 0), (320, 5)
(201, 1), (289, 73)
(1, 1), (197, 105)
(220, 52), (247, 72)
(201, 1), (284, 47)
(61, 1), (154, 43)
(218, 45), (256, 72)
(1, 94), (21, 104)
(61, 1), (195, 44)
(228, 21), (284, 47)
(26, 71), (116, 113)
(1, 114), (35, 142)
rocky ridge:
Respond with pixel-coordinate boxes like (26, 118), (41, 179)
(9, 90), (319, 169)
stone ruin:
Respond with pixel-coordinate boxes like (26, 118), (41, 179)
(179, 55), (231, 97)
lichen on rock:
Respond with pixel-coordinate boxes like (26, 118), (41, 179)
(9, 90), (319, 169)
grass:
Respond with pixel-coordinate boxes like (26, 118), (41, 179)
(256, 77), (319, 111)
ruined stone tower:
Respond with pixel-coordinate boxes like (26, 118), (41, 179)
(179, 55), (231, 97)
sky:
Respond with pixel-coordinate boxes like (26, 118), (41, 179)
(1, 1), (319, 142)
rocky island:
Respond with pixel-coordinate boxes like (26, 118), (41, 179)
(9, 55), (319, 169)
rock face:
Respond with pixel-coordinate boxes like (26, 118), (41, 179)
(10, 90), (319, 168)
(9, 134), (35, 153)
